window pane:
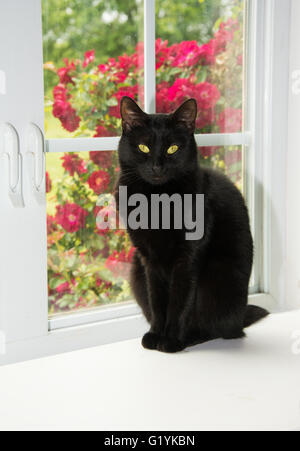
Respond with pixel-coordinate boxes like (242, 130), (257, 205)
(156, 0), (245, 134)
(198, 145), (243, 193)
(47, 151), (134, 316)
(42, 0), (144, 139)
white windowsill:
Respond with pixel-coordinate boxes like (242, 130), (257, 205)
(0, 294), (276, 367)
(0, 309), (299, 431)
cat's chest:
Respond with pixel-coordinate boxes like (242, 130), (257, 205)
(129, 228), (185, 264)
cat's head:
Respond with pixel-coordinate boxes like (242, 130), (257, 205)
(118, 96), (198, 186)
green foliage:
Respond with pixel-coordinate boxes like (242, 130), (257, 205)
(42, 0), (237, 95)
(156, 0), (231, 45)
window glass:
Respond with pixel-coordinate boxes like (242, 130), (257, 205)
(198, 145), (243, 192)
(43, 0), (246, 317)
(42, 0), (144, 139)
(47, 151), (134, 316)
(156, 0), (245, 134)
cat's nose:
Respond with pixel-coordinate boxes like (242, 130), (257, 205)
(152, 164), (163, 176)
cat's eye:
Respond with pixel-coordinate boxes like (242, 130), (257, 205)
(138, 144), (150, 154)
(167, 145), (179, 155)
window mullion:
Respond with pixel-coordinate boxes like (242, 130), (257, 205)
(195, 132), (251, 148)
(46, 132), (250, 154)
(144, 0), (156, 114)
(46, 137), (120, 153)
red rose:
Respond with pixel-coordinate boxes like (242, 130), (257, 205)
(98, 64), (108, 73)
(168, 79), (220, 112)
(112, 53), (135, 82)
(170, 41), (202, 68)
(98, 54), (133, 84)
(93, 123), (113, 138)
(127, 247), (136, 263)
(88, 170), (110, 194)
(237, 54), (243, 66)
(109, 85), (139, 118)
(96, 276), (112, 290)
(117, 54), (134, 73)
(213, 19), (239, 54)
(199, 146), (219, 158)
(131, 42), (144, 69)
(47, 215), (56, 234)
(196, 108), (216, 130)
(58, 68), (73, 85)
(168, 78), (195, 105)
(57, 59), (76, 85)
(46, 171), (52, 193)
(53, 100), (69, 119)
(197, 41), (216, 65)
(156, 81), (171, 114)
(105, 248), (136, 277)
(83, 50), (95, 68)
(61, 153), (87, 176)
(155, 38), (169, 69)
(56, 281), (71, 295)
(196, 82), (220, 111)
(60, 106), (80, 132)
(113, 71), (127, 84)
(53, 84), (68, 102)
(106, 248), (135, 266)
(217, 108), (242, 133)
(105, 250), (121, 272)
(52, 88), (80, 132)
(56, 203), (89, 233)
(89, 151), (112, 168)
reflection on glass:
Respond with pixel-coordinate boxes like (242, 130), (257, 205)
(156, 0), (245, 134)
(42, 0), (144, 139)
(47, 151), (134, 316)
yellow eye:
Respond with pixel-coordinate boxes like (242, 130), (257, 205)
(167, 145), (179, 155)
(138, 144), (150, 154)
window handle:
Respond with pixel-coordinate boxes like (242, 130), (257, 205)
(26, 123), (46, 205)
(0, 123), (24, 208)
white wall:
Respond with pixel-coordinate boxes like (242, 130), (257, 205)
(286, 0), (300, 309)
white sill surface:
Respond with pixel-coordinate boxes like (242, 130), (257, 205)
(0, 311), (300, 431)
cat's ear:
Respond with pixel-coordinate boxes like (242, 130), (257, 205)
(120, 96), (147, 133)
(172, 99), (197, 133)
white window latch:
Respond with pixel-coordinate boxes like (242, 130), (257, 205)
(0, 123), (24, 208)
(26, 123), (46, 205)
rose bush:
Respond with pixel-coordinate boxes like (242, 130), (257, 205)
(47, 151), (134, 314)
(46, 12), (244, 314)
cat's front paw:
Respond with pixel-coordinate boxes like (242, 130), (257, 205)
(157, 336), (185, 353)
(142, 332), (160, 350)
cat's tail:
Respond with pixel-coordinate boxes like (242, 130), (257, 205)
(244, 305), (269, 328)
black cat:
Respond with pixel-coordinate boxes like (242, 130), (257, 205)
(116, 96), (269, 353)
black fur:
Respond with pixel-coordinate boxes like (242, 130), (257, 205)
(116, 96), (269, 353)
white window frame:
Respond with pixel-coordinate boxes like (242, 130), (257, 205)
(0, 0), (290, 365)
